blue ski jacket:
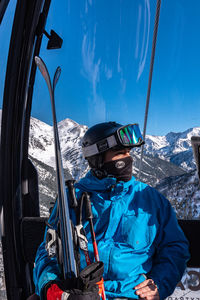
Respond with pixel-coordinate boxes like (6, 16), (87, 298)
(33, 172), (190, 300)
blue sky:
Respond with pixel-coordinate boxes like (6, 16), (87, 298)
(1, 0), (200, 136)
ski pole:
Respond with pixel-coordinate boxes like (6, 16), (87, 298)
(65, 180), (92, 266)
(66, 180), (78, 208)
(84, 192), (106, 300)
(76, 193), (92, 266)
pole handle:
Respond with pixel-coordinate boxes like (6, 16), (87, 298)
(66, 180), (78, 208)
(84, 192), (93, 219)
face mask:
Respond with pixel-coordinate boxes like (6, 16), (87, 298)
(101, 156), (133, 182)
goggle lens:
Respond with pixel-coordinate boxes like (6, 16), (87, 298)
(118, 124), (144, 146)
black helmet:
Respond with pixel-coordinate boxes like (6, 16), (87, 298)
(82, 121), (145, 177)
(82, 121), (123, 151)
(82, 122), (123, 171)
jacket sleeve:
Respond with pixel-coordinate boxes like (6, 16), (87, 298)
(33, 202), (61, 299)
(147, 189), (190, 300)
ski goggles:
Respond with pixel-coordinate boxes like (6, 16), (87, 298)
(83, 123), (144, 158)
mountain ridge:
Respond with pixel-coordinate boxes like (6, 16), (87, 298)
(28, 114), (200, 173)
(0, 110), (199, 218)
(26, 115), (200, 219)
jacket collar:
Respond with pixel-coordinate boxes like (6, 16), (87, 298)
(76, 170), (135, 193)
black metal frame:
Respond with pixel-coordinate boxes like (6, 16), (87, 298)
(0, 0), (51, 299)
(0, 0), (10, 24)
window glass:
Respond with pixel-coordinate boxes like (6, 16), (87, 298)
(31, 0), (156, 216)
(146, 0), (200, 222)
(29, 0), (200, 298)
(31, 1), (200, 215)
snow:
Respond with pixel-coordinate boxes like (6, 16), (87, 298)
(0, 107), (198, 174)
(143, 127), (200, 171)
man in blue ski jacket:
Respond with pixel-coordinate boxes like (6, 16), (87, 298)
(33, 122), (190, 300)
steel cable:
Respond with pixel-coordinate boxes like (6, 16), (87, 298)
(138, 0), (162, 180)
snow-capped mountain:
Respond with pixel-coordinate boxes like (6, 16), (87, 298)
(28, 117), (188, 186)
(131, 151), (186, 186)
(29, 116), (200, 177)
(143, 127), (200, 170)
(156, 170), (200, 219)
(29, 117), (89, 180)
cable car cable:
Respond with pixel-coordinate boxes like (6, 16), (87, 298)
(138, 0), (161, 180)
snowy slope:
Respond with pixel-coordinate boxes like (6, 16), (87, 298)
(29, 117), (89, 180)
(27, 115), (200, 186)
(29, 115), (200, 177)
(28, 117), (55, 167)
(144, 127), (200, 170)
(1, 105), (197, 175)
(58, 119), (89, 179)
(131, 151), (186, 186)
(156, 170), (200, 218)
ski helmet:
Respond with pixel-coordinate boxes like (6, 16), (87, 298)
(82, 121), (144, 172)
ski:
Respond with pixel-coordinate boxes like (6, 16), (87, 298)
(34, 56), (77, 278)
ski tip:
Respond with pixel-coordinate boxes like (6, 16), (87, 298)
(56, 66), (61, 77)
(53, 66), (61, 90)
(34, 56), (41, 65)
(34, 56), (52, 90)
(34, 56), (46, 71)
(55, 66), (61, 77)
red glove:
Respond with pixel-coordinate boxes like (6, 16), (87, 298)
(45, 262), (104, 300)
(46, 283), (69, 300)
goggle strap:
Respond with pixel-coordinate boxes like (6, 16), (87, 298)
(107, 135), (118, 148)
(82, 135), (118, 158)
(82, 143), (99, 158)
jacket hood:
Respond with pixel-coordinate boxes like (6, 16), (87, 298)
(76, 170), (136, 193)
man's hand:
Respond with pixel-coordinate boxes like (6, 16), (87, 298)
(134, 279), (160, 300)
